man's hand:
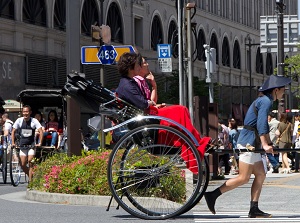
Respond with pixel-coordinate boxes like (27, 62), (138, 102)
(263, 145), (273, 153)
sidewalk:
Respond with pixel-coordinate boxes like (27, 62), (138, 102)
(25, 172), (300, 210)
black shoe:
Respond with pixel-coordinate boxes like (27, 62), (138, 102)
(248, 206), (272, 218)
(204, 192), (217, 214)
(273, 163), (280, 173)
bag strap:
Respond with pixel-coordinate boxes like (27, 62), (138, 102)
(278, 122), (290, 138)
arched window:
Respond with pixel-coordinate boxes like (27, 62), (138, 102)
(222, 36), (230, 67)
(54, 0), (66, 31)
(266, 53), (273, 76)
(197, 29), (206, 61)
(151, 15), (163, 51)
(107, 2), (123, 43)
(233, 40), (241, 69)
(23, 0), (47, 26)
(255, 47), (263, 74)
(168, 20), (178, 58)
(210, 33), (219, 64)
(0, 0), (14, 19)
(81, 0), (99, 36)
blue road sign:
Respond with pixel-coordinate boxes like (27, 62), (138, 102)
(97, 45), (116, 65)
(157, 44), (171, 58)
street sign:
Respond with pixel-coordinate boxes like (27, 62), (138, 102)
(158, 58), (172, 72)
(260, 15), (299, 53)
(81, 45), (135, 65)
(157, 44), (172, 58)
(113, 45), (135, 62)
(81, 46), (100, 64)
(97, 45), (116, 65)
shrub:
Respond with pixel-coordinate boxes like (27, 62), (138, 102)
(29, 150), (111, 195)
(29, 149), (186, 202)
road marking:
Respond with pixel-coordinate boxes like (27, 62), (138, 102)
(193, 211), (300, 222)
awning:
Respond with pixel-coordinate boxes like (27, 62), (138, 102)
(3, 99), (22, 112)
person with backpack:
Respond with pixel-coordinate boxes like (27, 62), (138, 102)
(11, 105), (43, 182)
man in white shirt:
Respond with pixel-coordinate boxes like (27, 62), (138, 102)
(2, 113), (13, 144)
(11, 105), (43, 182)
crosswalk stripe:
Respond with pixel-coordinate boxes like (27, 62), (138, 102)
(193, 211), (300, 222)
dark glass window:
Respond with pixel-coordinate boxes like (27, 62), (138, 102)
(81, 0), (99, 36)
(197, 29), (206, 61)
(0, 0), (14, 19)
(255, 47), (263, 74)
(168, 20), (178, 58)
(233, 40), (241, 69)
(23, 0), (47, 26)
(54, 0), (66, 31)
(210, 33), (219, 64)
(151, 15), (163, 51)
(222, 37), (230, 67)
(107, 2), (123, 43)
(266, 53), (273, 76)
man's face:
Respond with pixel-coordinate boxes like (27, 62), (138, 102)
(22, 107), (31, 119)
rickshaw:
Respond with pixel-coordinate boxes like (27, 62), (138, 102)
(63, 72), (210, 220)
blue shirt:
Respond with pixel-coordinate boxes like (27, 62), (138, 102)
(229, 129), (239, 149)
(237, 94), (273, 147)
(116, 77), (149, 110)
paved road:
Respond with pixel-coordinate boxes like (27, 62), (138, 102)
(1, 172), (300, 223)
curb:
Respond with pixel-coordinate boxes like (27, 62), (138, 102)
(26, 190), (118, 207)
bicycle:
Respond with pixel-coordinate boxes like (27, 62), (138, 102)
(9, 146), (22, 186)
(0, 136), (8, 184)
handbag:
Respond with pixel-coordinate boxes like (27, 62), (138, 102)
(275, 123), (290, 145)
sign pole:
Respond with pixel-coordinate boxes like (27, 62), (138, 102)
(177, 0), (184, 105)
(66, 0), (81, 156)
(99, 0), (105, 150)
(186, 3), (195, 123)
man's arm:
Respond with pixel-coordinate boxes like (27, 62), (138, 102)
(11, 128), (16, 146)
(37, 127), (43, 146)
(260, 133), (273, 153)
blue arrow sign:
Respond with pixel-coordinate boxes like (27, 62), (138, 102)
(97, 45), (116, 65)
(157, 44), (172, 58)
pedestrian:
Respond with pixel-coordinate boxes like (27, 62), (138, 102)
(267, 112), (280, 173)
(2, 113), (13, 144)
(292, 113), (299, 144)
(275, 113), (292, 174)
(204, 75), (291, 218)
(34, 111), (45, 144)
(11, 105), (43, 182)
(228, 118), (239, 175)
(217, 121), (230, 175)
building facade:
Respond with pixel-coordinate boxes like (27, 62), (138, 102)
(0, 0), (298, 121)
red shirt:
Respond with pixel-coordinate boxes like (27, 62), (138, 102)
(45, 121), (59, 132)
